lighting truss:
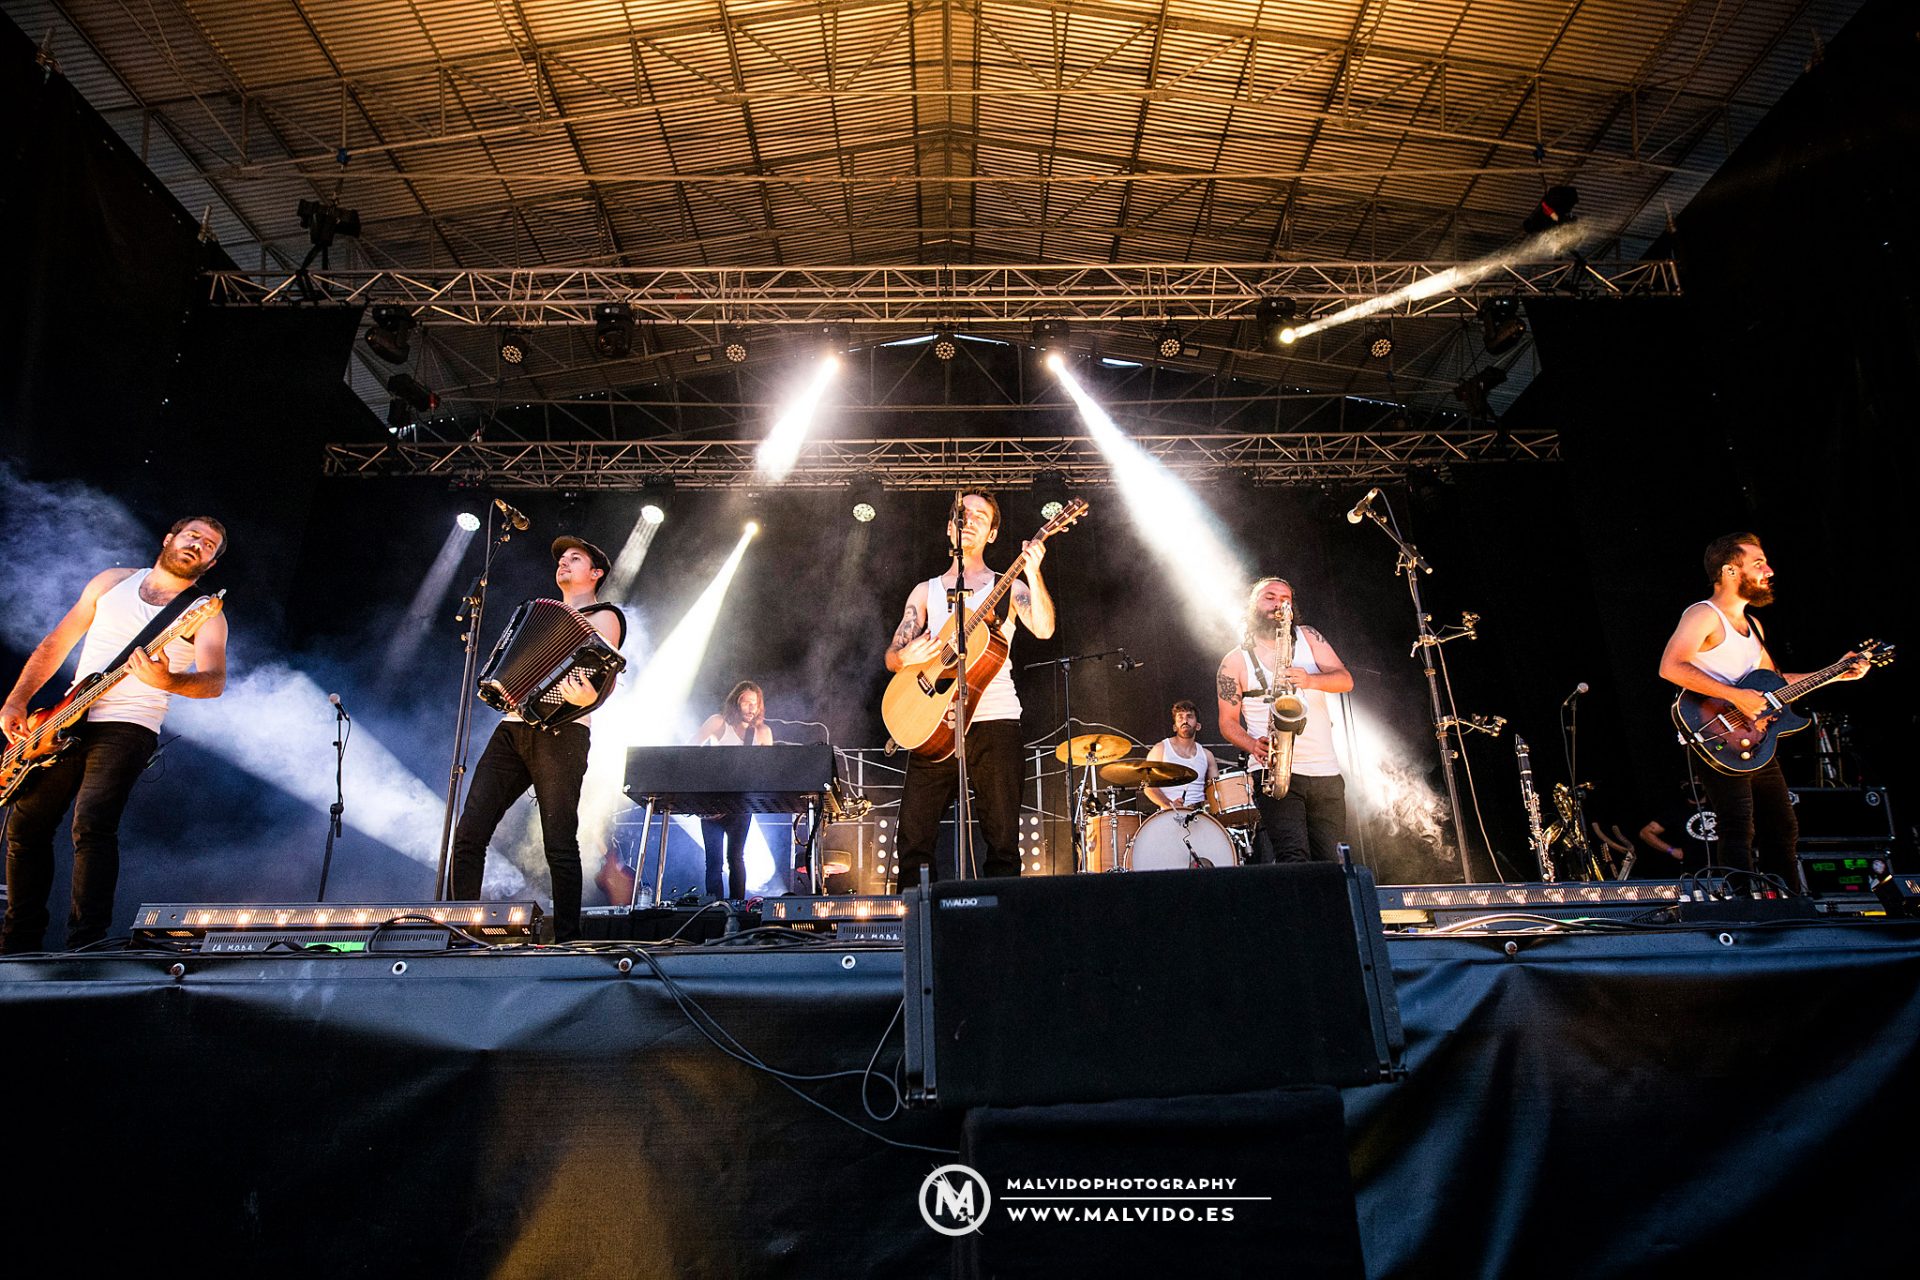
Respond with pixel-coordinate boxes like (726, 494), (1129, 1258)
(323, 431), (1558, 491)
(208, 260), (1679, 326)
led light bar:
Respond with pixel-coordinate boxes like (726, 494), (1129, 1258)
(132, 901), (542, 941)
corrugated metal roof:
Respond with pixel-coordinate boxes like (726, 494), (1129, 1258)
(2, 0), (1869, 419)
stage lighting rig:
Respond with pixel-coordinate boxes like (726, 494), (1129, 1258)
(1154, 324), (1190, 360)
(1479, 298), (1527, 355)
(932, 334), (958, 361)
(295, 197), (361, 269)
(387, 372), (439, 415)
(1255, 298), (1299, 352)
(594, 303), (635, 359)
(849, 476), (884, 524)
(499, 328), (530, 366)
(1366, 321), (1394, 360)
(1523, 185), (1579, 236)
(1033, 468), (1069, 522)
(812, 323), (852, 360)
(1452, 366), (1508, 420)
(1031, 319), (1072, 360)
(364, 306), (415, 364)
(722, 329), (750, 364)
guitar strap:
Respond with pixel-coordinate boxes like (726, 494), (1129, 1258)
(93, 577), (217, 677)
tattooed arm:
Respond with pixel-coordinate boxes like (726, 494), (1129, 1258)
(885, 581), (940, 673)
(1215, 657), (1263, 759)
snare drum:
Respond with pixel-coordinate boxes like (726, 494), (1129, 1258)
(1085, 811), (1143, 872)
(1128, 809), (1238, 871)
(1207, 769), (1261, 828)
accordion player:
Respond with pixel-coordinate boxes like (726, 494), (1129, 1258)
(477, 597), (628, 728)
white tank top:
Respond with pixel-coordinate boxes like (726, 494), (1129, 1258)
(705, 720), (753, 746)
(75, 570), (199, 733)
(1240, 633), (1340, 777)
(1690, 600), (1765, 683)
(925, 574), (1021, 723)
(1151, 737), (1212, 807)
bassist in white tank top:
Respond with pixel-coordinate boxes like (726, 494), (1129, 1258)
(1, 516), (229, 953)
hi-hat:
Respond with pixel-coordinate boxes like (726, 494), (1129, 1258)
(1054, 733), (1131, 765)
(1097, 759), (1199, 788)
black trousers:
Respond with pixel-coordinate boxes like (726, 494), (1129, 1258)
(1699, 759), (1800, 889)
(448, 721), (590, 941)
(1249, 772), (1349, 865)
(2, 720), (157, 953)
(701, 814), (751, 899)
(896, 719), (1025, 884)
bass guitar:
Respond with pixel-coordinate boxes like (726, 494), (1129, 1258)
(882, 500), (1088, 759)
(1671, 638), (1892, 775)
(0, 591), (226, 807)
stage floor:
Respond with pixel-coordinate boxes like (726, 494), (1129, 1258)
(4, 912), (1918, 1276)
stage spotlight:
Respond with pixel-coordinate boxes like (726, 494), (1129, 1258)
(455, 512), (480, 533)
(1034, 468), (1068, 522)
(385, 399), (412, 433)
(1255, 298), (1298, 352)
(499, 328), (530, 366)
(296, 198), (361, 268)
(387, 372), (439, 414)
(745, 519), (762, 537)
(756, 356), (842, 482)
(812, 323), (852, 360)
(1523, 185), (1579, 236)
(932, 334), (958, 361)
(1366, 321), (1394, 360)
(641, 503), (665, 526)
(722, 329), (750, 363)
(365, 306), (415, 364)
(1155, 325), (1185, 360)
(1479, 298), (1527, 355)
(849, 476), (884, 524)
(594, 303), (635, 359)
(1031, 319), (1072, 360)
(1452, 366), (1508, 419)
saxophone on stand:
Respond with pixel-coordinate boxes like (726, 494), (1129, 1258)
(1262, 597), (1309, 800)
(1514, 735), (1554, 882)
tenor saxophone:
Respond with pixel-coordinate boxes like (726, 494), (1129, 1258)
(1262, 597), (1308, 799)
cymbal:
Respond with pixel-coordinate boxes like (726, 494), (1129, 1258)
(1054, 732), (1132, 765)
(1098, 758), (1199, 789)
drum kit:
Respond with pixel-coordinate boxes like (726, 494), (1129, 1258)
(1053, 733), (1259, 874)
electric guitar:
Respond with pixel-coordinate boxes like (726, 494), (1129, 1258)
(881, 500), (1088, 760)
(1671, 639), (1892, 775)
(0, 591), (226, 807)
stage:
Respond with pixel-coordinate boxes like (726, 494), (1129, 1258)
(5, 902), (1918, 1276)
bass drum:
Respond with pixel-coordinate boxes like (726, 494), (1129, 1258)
(1128, 809), (1238, 871)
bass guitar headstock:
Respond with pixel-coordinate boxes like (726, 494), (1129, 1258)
(1855, 638), (1896, 668)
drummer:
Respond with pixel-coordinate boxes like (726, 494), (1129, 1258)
(1141, 700), (1219, 813)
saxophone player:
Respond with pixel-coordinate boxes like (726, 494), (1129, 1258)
(1215, 577), (1353, 863)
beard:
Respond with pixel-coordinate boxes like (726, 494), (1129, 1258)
(1174, 723), (1197, 741)
(1738, 579), (1775, 607)
(157, 544), (207, 579)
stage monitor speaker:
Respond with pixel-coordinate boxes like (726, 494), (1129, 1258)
(1790, 787), (1895, 845)
(903, 863), (1403, 1109)
(1874, 872), (1920, 918)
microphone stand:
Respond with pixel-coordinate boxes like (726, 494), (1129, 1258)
(315, 698), (347, 900)
(1352, 497), (1475, 884)
(947, 492), (977, 879)
(1025, 646), (1131, 874)
(433, 505), (515, 899)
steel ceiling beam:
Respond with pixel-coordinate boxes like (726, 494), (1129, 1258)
(211, 258), (1677, 324)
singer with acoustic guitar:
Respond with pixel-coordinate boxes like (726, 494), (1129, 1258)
(1659, 533), (1875, 890)
(1, 516), (230, 953)
(883, 491), (1058, 884)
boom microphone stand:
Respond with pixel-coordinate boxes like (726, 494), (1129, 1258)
(1349, 493), (1476, 884)
(946, 491), (977, 880)
(433, 505), (518, 899)
(315, 696), (348, 900)
(1025, 646), (1134, 873)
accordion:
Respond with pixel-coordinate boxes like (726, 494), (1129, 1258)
(477, 599), (627, 728)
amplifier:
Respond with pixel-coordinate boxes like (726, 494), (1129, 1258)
(1790, 787), (1895, 845)
(1798, 850), (1895, 898)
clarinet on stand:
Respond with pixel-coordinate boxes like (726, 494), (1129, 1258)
(1514, 735), (1554, 883)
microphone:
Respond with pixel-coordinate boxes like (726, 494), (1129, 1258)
(328, 692), (352, 722)
(1115, 652), (1146, 672)
(493, 498), (529, 531)
(1344, 487), (1381, 524)
(1562, 681), (1589, 707)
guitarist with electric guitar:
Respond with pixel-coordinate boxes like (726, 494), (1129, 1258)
(1659, 532), (1881, 891)
(883, 491), (1074, 885)
(0, 516), (230, 953)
